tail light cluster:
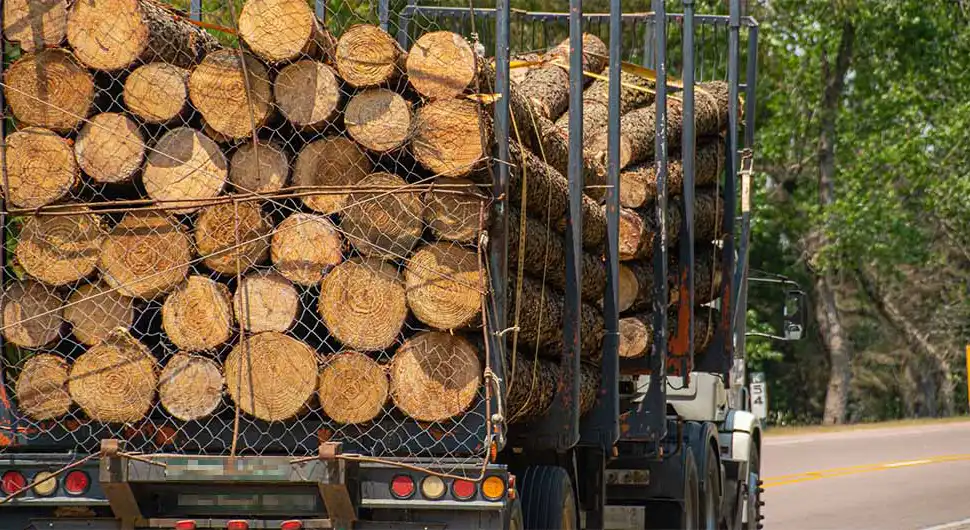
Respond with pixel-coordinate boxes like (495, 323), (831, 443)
(0, 469), (90, 497)
(390, 474), (506, 501)
(174, 522), (303, 530)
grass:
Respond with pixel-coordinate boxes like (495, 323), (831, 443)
(764, 415), (970, 437)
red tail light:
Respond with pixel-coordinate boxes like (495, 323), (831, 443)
(1, 471), (26, 495)
(173, 522), (196, 530)
(390, 474), (415, 499)
(64, 470), (90, 495)
(280, 522), (303, 530)
(226, 521), (249, 530)
(452, 479), (476, 500)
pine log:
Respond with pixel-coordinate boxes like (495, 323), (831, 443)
(1, 280), (63, 348)
(517, 33), (608, 121)
(68, 329), (157, 423)
(319, 351), (388, 424)
(16, 353), (72, 421)
(579, 362), (599, 416)
(274, 60), (341, 130)
(506, 355), (558, 424)
(188, 50), (274, 140)
(225, 331), (318, 422)
(99, 211), (192, 299)
(620, 141), (724, 208)
(238, 0), (335, 63)
(64, 282), (135, 347)
(617, 263), (641, 313)
(670, 251), (723, 308)
(509, 53), (542, 85)
(412, 98), (489, 177)
(508, 276), (604, 358)
(343, 172), (424, 259)
(142, 127), (228, 214)
(406, 31), (477, 100)
(123, 63), (190, 124)
(404, 243), (481, 331)
(669, 310), (716, 356)
(75, 113), (146, 184)
(423, 178), (484, 243)
(292, 136), (373, 214)
(620, 260), (670, 314)
(67, 0), (219, 71)
(554, 71), (656, 141)
(3, 127), (78, 209)
(389, 331), (481, 422)
(16, 209), (103, 286)
(4, 50), (93, 133)
(233, 272), (299, 333)
(162, 275), (233, 352)
(694, 189), (726, 243)
(3, 0), (67, 52)
(619, 314), (653, 359)
(618, 202), (682, 261)
(345, 89), (412, 153)
(318, 257), (407, 352)
(270, 212), (343, 286)
(229, 140), (290, 194)
(194, 201), (272, 275)
(158, 353), (223, 421)
(335, 24), (404, 88)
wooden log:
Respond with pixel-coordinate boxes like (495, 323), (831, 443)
(224, 331), (318, 422)
(162, 275), (233, 352)
(335, 24), (404, 88)
(238, 0), (335, 63)
(1, 280), (63, 348)
(274, 60), (341, 130)
(343, 172), (424, 259)
(509, 53), (542, 85)
(405, 31), (477, 100)
(233, 272), (299, 333)
(3, 0), (68, 52)
(423, 177), (483, 243)
(229, 140), (290, 194)
(693, 189), (726, 243)
(99, 211), (192, 299)
(142, 127), (228, 214)
(389, 331), (481, 422)
(345, 89), (412, 153)
(669, 310), (716, 356)
(508, 276), (604, 358)
(554, 71), (656, 141)
(618, 202), (682, 261)
(123, 63), (190, 124)
(619, 313), (653, 359)
(620, 261), (671, 314)
(16, 209), (103, 287)
(270, 212), (343, 286)
(67, 0), (219, 71)
(188, 50), (274, 140)
(670, 251), (723, 308)
(75, 113), (146, 184)
(617, 263), (641, 313)
(292, 136), (372, 214)
(318, 257), (407, 352)
(68, 329), (157, 423)
(64, 282), (135, 347)
(412, 98), (489, 177)
(404, 243), (481, 332)
(158, 353), (223, 421)
(195, 201), (271, 275)
(619, 141), (723, 208)
(506, 355), (558, 424)
(3, 127), (78, 209)
(3, 50), (93, 132)
(516, 33), (609, 121)
(579, 362), (599, 416)
(15, 353), (72, 421)
(318, 351), (388, 425)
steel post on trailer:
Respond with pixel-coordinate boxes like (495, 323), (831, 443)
(397, 0), (417, 49)
(190, 0), (201, 21)
(378, 0), (390, 32)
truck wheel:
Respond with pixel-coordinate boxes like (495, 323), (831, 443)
(645, 452), (700, 529)
(520, 466), (578, 530)
(743, 444), (764, 530)
(700, 445), (720, 529)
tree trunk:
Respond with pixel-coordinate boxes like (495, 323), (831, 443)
(508, 275), (605, 359)
(319, 257), (408, 351)
(618, 202), (682, 261)
(123, 63), (190, 124)
(142, 127), (228, 214)
(516, 34), (608, 121)
(100, 211), (192, 299)
(3, 0), (68, 52)
(270, 212), (343, 286)
(68, 329), (157, 424)
(188, 50), (274, 140)
(620, 141), (724, 208)
(406, 31), (477, 100)
(389, 331), (482, 422)
(554, 71), (656, 141)
(233, 272), (299, 333)
(238, 0), (335, 64)
(162, 275), (233, 352)
(15, 353), (71, 421)
(319, 351), (389, 425)
(423, 177), (484, 243)
(1, 281), (63, 349)
(64, 282), (135, 347)
(292, 136), (372, 214)
(345, 89), (412, 153)
(225, 331), (318, 422)
(335, 24), (404, 88)
(4, 127), (79, 209)
(194, 201), (271, 275)
(412, 99), (490, 177)
(229, 140), (290, 195)
(16, 209), (104, 287)
(274, 60), (341, 130)
(817, 271), (851, 425)
(75, 113), (146, 184)
(405, 243), (482, 332)
(507, 354), (558, 424)
(158, 353), (223, 421)
(343, 172), (424, 259)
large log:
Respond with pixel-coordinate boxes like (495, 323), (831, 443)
(412, 99), (489, 177)
(516, 34), (608, 121)
(75, 113), (146, 184)
(3, 0), (67, 52)
(694, 190), (726, 243)
(99, 211), (192, 299)
(579, 362), (599, 416)
(4, 49), (93, 133)
(669, 250), (723, 308)
(506, 354), (558, 424)
(554, 71), (656, 141)
(15, 353), (72, 421)
(1, 280), (63, 349)
(620, 141), (724, 208)
(67, 0), (219, 71)
(404, 243), (482, 332)
(162, 275), (234, 352)
(270, 212), (343, 286)
(318, 351), (388, 425)
(68, 329), (157, 423)
(233, 272), (299, 333)
(618, 202), (682, 261)
(274, 60), (341, 130)
(195, 201), (271, 275)
(508, 276), (604, 358)
(142, 127), (228, 214)
(292, 136), (372, 214)
(335, 24), (404, 88)
(238, 0), (335, 63)
(423, 177), (484, 244)
(225, 331), (318, 422)
(624, 250), (722, 314)
(158, 353), (223, 421)
(618, 311), (716, 360)
(64, 282), (135, 347)
(188, 50), (274, 140)
(3, 127), (79, 209)
(318, 257), (408, 352)
(123, 63), (190, 124)
(406, 31), (477, 100)
(16, 209), (104, 286)
(389, 331), (481, 422)
(345, 89), (412, 153)
(229, 140), (290, 194)
(343, 172), (424, 259)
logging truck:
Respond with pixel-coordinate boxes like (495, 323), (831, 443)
(0, 0), (804, 528)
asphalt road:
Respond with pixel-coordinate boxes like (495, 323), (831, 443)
(762, 421), (970, 530)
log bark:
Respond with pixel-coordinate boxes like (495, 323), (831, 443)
(188, 50), (274, 140)
(274, 60), (341, 130)
(335, 24), (404, 88)
(694, 189), (726, 243)
(270, 212), (343, 286)
(343, 172), (424, 259)
(16, 209), (104, 286)
(142, 127), (228, 214)
(194, 201), (272, 275)
(3, 0), (67, 52)
(345, 89), (412, 153)
(509, 53), (542, 86)
(423, 177), (483, 243)
(669, 250), (723, 308)
(233, 272), (299, 333)
(64, 281), (135, 347)
(99, 211), (192, 299)
(506, 354), (558, 424)
(554, 71), (656, 141)
(579, 362), (599, 416)
(75, 113), (146, 184)
(412, 98), (489, 177)
(292, 136), (373, 214)
(67, 0), (219, 71)
(618, 202), (682, 261)
(4, 50), (93, 133)
(389, 331), (481, 422)
(404, 242), (481, 331)
(162, 275), (233, 352)
(318, 257), (408, 352)
(225, 331), (318, 422)
(1, 280), (63, 348)
(508, 276), (604, 358)
(68, 329), (157, 423)
(16, 353), (71, 421)
(238, 0), (335, 63)
(229, 140), (290, 194)
(406, 31), (477, 100)
(123, 63), (190, 124)
(620, 141), (724, 208)
(319, 351), (388, 424)
(3, 127), (78, 209)
(158, 353), (223, 421)
(517, 33), (608, 121)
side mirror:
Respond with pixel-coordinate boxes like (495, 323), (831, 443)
(783, 289), (806, 341)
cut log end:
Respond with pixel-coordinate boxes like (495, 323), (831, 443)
(292, 137), (373, 214)
(4, 127), (79, 209)
(142, 127), (227, 214)
(67, 330), (157, 424)
(3, 0), (67, 52)
(423, 178), (484, 243)
(239, 0), (330, 63)
(233, 272), (299, 333)
(99, 212), (192, 299)
(75, 113), (146, 184)
(412, 99), (489, 177)
(2, 281), (63, 349)
(319, 352), (388, 424)
(123, 63), (190, 124)
(389, 331), (481, 423)
(195, 201), (271, 275)
(162, 276), (234, 352)
(345, 89), (412, 153)
(159, 353), (224, 421)
(335, 24), (403, 88)
(406, 31), (477, 99)
(619, 315), (652, 359)
(16, 354), (72, 421)
(229, 140), (290, 195)
(4, 49), (94, 132)
(188, 50), (273, 140)
(275, 60), (340, 129)
(270, 212), (343, 286)
(225, 331), (318, 422)
(64, 282), (135, 347)
(16, 210), (104, 287)
(318, 257), (407, 352)
(405, 243), (482, 331)
(344, 172), (424, 258)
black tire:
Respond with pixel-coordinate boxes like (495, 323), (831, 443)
(700, 444), (721, 529)
(520, 466), (578, 530)
(744, 443), (764, 530)
(506, 498), (525, 530)
(645, 452), (701, 530)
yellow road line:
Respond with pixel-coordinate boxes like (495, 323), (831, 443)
(762, 453), (970, 488)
